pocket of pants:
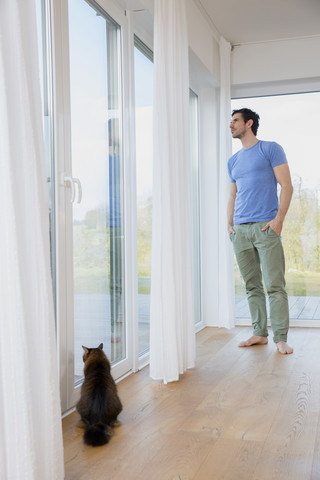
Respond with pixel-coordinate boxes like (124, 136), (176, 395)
(229, 233), (236, 243)
(267, 226), (280, 237)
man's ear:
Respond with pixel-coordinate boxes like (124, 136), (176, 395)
(246, 119), (253, 130)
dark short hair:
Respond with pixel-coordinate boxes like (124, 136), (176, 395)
(232, 108), (260, 136)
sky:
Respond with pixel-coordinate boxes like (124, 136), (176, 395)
(134, 47), (153, 200)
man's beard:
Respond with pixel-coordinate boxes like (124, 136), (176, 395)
(232, 128), (246, 139)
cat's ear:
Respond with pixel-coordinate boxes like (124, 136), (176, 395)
(98, 343), (103, 350)
(82, 345), (89, 354)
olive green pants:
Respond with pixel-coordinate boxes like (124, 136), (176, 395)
(230, 221), (289, 343)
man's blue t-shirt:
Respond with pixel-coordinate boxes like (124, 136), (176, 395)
(228, 140), (287, 225)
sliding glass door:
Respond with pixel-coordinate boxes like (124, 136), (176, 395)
(133, 41), (203, 361)
(66, 0), (129, 405)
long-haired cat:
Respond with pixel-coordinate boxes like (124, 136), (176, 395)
(76, 343), (122, 446)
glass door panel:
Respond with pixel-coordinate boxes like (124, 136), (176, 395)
(68, 0), (125, 386)
(134, 38), (153, 357)
(231, 92), (320, 326)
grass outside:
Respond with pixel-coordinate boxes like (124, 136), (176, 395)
(74, 263), (320, 297)
(74, 266), (151, 295)
(235, 268), (320, 297)
(75, 267), (320, 297)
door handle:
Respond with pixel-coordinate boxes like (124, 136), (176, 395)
(73, 177), (82, 203)
(61, 173), (82, 203)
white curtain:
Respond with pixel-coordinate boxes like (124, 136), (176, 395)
(150, 0), (195, 383)
(0, 1), (64, 479)
(218, 37), (235, 328)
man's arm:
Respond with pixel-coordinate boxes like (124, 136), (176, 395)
(262, 163), (293, 235)
(228, 182), (237, 234)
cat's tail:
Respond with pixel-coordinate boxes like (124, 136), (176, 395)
(84, 423), (111, 447)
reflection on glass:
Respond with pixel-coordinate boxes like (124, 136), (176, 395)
(134, 39), (153, 356)
(108, 118), (123, 346)
(232, 92), (320, 322)
(68, 0), (125, 385)
(189, 89), (202, 325)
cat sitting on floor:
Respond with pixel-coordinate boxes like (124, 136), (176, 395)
(76, 343), (123, 446)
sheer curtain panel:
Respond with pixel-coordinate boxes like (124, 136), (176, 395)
(218, 37), (235, 328)
(0, 1), (64, 478)
(150, 0), (195, 383)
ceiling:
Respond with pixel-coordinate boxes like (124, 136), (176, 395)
(197, 0), (320, 45)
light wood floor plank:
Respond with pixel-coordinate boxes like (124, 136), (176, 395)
(63, 326), (320, 480)
(311, 407), (320, 479)
(193, 438), (264, 480)
(251, 328), (320, 480)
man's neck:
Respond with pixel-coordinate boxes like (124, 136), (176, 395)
(240, 134), (259, 150)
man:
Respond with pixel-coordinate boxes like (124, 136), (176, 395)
(228, 108), (293, 354)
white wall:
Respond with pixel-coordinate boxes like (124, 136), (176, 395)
(186, 0), (220, 84)
(231, 36), (320, 97)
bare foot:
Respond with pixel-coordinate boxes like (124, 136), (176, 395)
(238, 335), (268, 348)
(276, 341), (293, 355)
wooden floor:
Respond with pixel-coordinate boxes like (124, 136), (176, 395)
(63, 326), (320, 480)
(236, 295), (320, 321)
